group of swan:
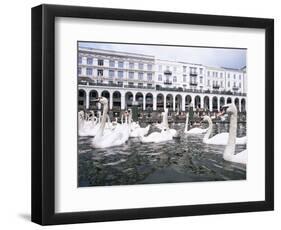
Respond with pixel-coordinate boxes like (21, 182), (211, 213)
(79, 97), (247, 164)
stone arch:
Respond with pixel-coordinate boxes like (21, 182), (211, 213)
(166, 94), (173, 111)
(203, 96), (210, 110)
(136, 92), (144, 110)
(185, 95), (192, 110)
(195, 95), (201, 109)
(145, 93), (153, 111)
(78, 89), (86, 109)
(89, 90), (99, 109)
(157, 94), (164, 111)
(212, 96), (218, 111)
(175, 94), (182, 112)
(112, 91), (121, 110)
(227, 97), (232, 104)
(125, 91), (133, 110)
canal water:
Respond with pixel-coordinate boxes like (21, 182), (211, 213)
(78, 122), (247, 187)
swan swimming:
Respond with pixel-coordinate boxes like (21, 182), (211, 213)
(184, 113), (208, 134)
(140, 108), (177, 143)
(92, 97), (129, 148)
(202, 114), (247, 145)
(220, 104), (247, 164)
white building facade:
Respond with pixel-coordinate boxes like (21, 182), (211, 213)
(78, 47), (247, 113)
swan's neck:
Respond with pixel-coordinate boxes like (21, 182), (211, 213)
(121, 114), (124, 124)
(203, 117), (213, 142)
(223, 112), (237, 159)
(97, 104), (108, 137)
(184, 114), (189, 132)
(125, 115), (128, 124)
(128, 114), (132, 126)
(163, 112), (169, 129)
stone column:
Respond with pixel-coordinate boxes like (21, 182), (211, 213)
(181, 95), (185, 112)
(173, 95), (176, 111)
(153, 94), (157, 111)
(85, 90), (90, 110)
(218, 96), (221, 111)
(121, 93), (125, 110)
(109, 93), (113, 110)
(209, 96), (213, 112)
(143, 97), (146, 111)
(164, 95), (167, 110)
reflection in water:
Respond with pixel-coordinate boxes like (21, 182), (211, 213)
(78, 123), (247, 187)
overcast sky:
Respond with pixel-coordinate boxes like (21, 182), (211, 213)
(79, 42), (246, 69)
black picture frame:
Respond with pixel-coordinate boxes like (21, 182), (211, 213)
(31, 4), (274, 225)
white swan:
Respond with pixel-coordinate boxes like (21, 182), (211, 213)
(221, 104), (247, 164)
(203, 114), (247, 145)
(140, 109), (176, 143)
(127, 109), (151, 138)
(184, 113), (208, 134)
(92, 97), (129, 148)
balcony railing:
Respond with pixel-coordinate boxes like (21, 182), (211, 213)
(232, 86), (239, 90)
(78, 80), (246, 96)
(164, 81), (172, 85)
(190, 82), (198, 86)
(190, 72), (198, 76)
(213, 85), (220, 89)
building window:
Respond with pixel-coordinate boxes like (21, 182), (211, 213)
(173, 76), (177, 82)
(200, 76), (203, 84)
(207, 79), (210, 86)
(138, 83), (143, 88)
(158, 74), (162, 81)
(109, 81), (113, 85)
(118, 81), (123, 86)
(78, 56), (82, 64)
(183, 75), (186, 82)
(138, 72), (144, 80)
(87, 57), (93, 65)
(228, 81), (230, 87)
(234, 74), (236, 79)
(129, 72), (134, 79)
(199, 68), (203, 74)
(239, 82), (241, 88)
(183, 66), (187, 72)
(147, 73), (153, 81)
(208, 71), (210, 77)
(220, 72), (223, 78)
(148, 83), (152, 88)
(109, 60), (115, 67)
(97, 69), (103, 76)
(129, 62), (134, 69)
(86, 67), (92, 75)
(138, 63), (144, 69)
(118, 71), (123, 78)
(239, 74), (241, 80)
(98, 59), (104, 66)
(128, 82), (134, 87)
(118, 61), (124, 68)
(78, 67), (81, 75)
(109, 69), (114, 78)
(173, 66), (177, 72)
(221, 81), (223, 87)
(147, 64), (152, 71)
(158, 65), (162, 71)
(228, 73), (230, 78)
